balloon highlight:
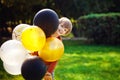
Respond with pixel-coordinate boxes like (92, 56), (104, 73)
(21, 26), (46, 52)
(38, 37), (64, 62)
(33, 9), (59, 37)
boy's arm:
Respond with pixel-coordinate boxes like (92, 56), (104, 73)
(43, 72), (52, 80)
(43, 61), (57, 80)
(47, 61), (58, 73)
(30, 52), (58, 73)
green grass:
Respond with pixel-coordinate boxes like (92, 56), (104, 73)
(55, 44), (120, 80)
(0, 42), (120, 80)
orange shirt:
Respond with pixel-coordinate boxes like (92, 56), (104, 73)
(44, 61), (58, 73)
(31, 36), (62, 73)
(45, 36), (62, 73)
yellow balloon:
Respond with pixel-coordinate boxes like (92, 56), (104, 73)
(21, 26), (46, 52)
(38, 37), (64, 62)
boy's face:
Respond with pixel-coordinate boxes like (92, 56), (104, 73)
(52, 17), (72, 37)
(58, 23), (69, 35)
(52, 24), (69, 37)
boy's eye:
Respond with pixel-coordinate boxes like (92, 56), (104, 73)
(60, 24), (64, 28)
(64, 29), (67, 31)
(64, 28), (68, 32)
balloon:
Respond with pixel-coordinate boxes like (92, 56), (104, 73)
(21, 26), (46, 52)
(21, 57), (47, 80)
(0, 40), (28, 65)
(33, 9), (59, 37)
(12, 24), (30, 41)
(3, 53), (34, 75)
(38, 37), (64, 62)
(3, 63), (21, 75)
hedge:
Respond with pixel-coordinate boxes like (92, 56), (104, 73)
(77, 13), (120, 45)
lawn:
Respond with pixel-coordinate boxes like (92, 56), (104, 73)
(55, 44), (120, 80)
(0, 40), (120, 80)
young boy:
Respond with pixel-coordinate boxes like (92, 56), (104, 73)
(43, 17), (72, 80)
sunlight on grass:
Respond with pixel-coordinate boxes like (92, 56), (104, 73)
(55, 45), (120, 80)
(0, 44), (120, 80)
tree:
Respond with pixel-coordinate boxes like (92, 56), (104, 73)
(0, 0), (120, 38)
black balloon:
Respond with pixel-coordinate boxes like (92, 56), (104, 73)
(21, 57), (47, 80)
(33, 9), (59, 37)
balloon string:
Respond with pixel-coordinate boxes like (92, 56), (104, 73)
(30, 51), (39, 56)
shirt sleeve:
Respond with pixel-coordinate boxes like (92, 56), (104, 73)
(47, 61), (58, 73)
(57, 36), (62, 41)
(46, 36), (62, 73)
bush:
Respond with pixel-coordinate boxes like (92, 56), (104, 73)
(77, 13), (120, 45)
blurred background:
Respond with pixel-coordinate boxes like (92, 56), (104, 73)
(0, 1), (120, 80)
(0, 0), (120, 45)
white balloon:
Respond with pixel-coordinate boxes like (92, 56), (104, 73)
(0, 40), (28, 65)
(12, 24), (30, 41)
(3, 62), (21, 75)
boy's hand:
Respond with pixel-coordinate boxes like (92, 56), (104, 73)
(43, 72), (52, 80)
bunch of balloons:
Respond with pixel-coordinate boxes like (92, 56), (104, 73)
(0, 8), (64, 80)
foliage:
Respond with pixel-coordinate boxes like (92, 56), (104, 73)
(77, 12), (120, 45)
(0, 0), (120, 39)
(54, 0), (116, 19)
(80, 13), (120, 19)
(0, 0), (119, 24)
